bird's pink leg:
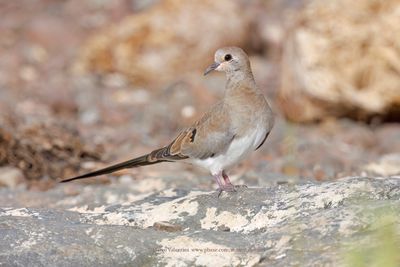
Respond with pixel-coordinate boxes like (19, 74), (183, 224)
(214, 171), (236, 197)
(223, 171), (247, 190)
(213, 173), (224, 190)
(222, 171), (235, 187)
(221, 171), (236, 193)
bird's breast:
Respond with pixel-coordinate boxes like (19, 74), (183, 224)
(192, 124), (267, 175)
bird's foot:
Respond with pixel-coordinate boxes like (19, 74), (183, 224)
(217, 184), (237, 197)
(217, 184), (248, 197)
(215, 171), (248, 197)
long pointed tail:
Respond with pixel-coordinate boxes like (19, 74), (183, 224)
(61, 154), (159, 183)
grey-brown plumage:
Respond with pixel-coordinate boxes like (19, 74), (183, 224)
(62, 47), (274, 195)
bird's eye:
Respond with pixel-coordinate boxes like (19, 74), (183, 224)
(224, 54), (232, 61)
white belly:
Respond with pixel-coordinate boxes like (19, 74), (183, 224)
(192, 125), (267, 175)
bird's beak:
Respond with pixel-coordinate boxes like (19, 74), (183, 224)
(204, 62), (220, 76)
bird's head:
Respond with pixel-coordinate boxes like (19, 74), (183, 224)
(204, 47), (250, 76)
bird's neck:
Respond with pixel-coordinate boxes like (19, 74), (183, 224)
(224, 69), (257, 95)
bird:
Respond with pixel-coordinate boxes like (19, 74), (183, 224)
(61, 47), (274, 195)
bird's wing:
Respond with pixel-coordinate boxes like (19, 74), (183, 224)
(165, 102), (235, 160)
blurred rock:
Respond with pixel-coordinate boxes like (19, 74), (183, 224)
(279, 0), (400, 122)
(375, 124), (400, 154)
(74, 0), (250, 87)
(131, 0), (159, 11)
(0, 166), (25, 188)
(250, 0), (303, 59)
(25, 14), (80, 54)
(364, 153), (400, 176)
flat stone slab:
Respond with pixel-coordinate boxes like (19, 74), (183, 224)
(1, 176), (400, 266)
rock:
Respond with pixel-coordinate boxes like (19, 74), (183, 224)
(364, 153), (400, 176)
(0, 166), (25, 188)
(153, 221), (183, 232)
(375, 124), (400, 155)
(250, 0), (303, 60)
(279, 0), (400, 122)
(74, 0), (250, 87)
(1, 177), (400, 266)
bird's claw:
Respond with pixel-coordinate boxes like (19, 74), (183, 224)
(217, 184), (248, 197)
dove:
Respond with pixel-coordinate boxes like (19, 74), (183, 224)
(62, 47), (274, 195)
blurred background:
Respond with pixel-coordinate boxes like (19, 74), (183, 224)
(0, 0), (399, 192)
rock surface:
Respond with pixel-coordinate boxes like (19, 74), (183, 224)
(279, 0), (400, 122)
(1, 176), (400, 266)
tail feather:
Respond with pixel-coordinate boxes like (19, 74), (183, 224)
(61, 154), (159, 183)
